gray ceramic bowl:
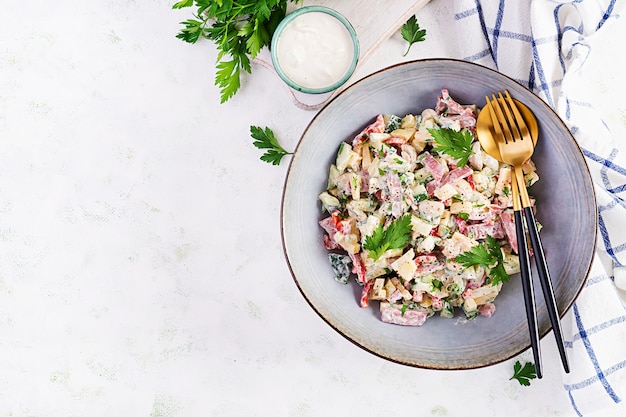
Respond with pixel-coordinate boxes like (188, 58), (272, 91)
(281, 59), (597, 369)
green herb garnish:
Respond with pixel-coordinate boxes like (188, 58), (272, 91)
(173, 0), (302, 103)
(414, 193), (428, 203)
(456, 212), (470, 221)
(510, 360), (537, 386)
(250, 126), (292, 165)
(363, 214), (412, 261)
(455, 236), (510, 285)
(428, 127), (475, 167)
(400, 15), (426, 56)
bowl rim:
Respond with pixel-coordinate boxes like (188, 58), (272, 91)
(270, 5), (360, 94)
(280, 57), (598, 369)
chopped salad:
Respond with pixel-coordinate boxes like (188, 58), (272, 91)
(318, 89), (539, 326)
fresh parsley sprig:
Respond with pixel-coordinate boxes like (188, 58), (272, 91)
(428, 127), (475, 167)
(455, 236), (510, 285)
(510, 360), (537, 386)
(250, 126), (292, 165)
(401, 15), (427, 56)
(173, 0), (301, 103)
(363, 214), (413, 261)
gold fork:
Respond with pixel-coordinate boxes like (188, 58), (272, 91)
(488, 91), (570, 375)
(484, 94), (541, 378)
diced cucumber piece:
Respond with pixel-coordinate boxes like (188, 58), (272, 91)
(319, 191), (340, 213)
(328, 253), (352, 284)
(336, 142), (358, 172)
(384, 114), (402, 132)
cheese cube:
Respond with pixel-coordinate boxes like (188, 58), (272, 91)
(411, 215), (434, 237)
(390, 277), (413, 300)
(371, 278), (387, 300)
(454, 179), (473, 199)
(450, 201), (473, 214)
(434, 183), (458, 201)
(390, 128), (416, 141)
(391, 249), (417, 282)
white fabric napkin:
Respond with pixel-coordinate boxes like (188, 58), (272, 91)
(447, 1), (626, 415)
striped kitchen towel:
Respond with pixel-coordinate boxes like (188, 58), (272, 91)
(449, 0), (626, 415)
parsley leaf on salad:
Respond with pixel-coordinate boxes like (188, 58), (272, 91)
(363, 214), (413, 261)
(428, 127), (475, 167)
(455, 236), (510, 285)
(250, 126), (293, 165)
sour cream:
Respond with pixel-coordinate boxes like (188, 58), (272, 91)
(271, 7), (359, 93)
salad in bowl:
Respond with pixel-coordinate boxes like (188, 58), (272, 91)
(318, 89), (539, 326)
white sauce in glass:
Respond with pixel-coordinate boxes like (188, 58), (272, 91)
(275, 11), (355, 90)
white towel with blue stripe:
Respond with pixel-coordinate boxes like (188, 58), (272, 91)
(447, 1), (626, 415)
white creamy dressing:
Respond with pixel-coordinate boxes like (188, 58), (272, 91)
(275, 11), (355, 90)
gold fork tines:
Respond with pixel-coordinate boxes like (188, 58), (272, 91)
(489, 91), (533, 208)
(485, 94), (521, 212)
(503, 91), (532, 142)
(490, 92), (518, 145)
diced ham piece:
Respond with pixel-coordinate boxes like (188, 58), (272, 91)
(319, 212), (340, 238)
(387, 290), (403, 303)
(353, 114), (385, 146)
(465, 221), (504, 240)
(468, 205), (502, 222)
(323, 234), (340, 250)
(435, 89), (476, 128)
(380, 303), (429, 326)
(358, 169), (371, 188)
(425, 180), (439, 198)
(359, 279), (374, 308)
(382, 172), (404, 217)
(446, 111), (477, 129)
(500, 210), (518, 253)
(415, 262), (445, 277)
(415, 254), (438, 265)
(385, 136), (408, 146)
(349, 252), (367, 284)
(435, 89), (452, 113)
(454, 216), (468, 235)
(478, 302), (496, 317)
(466, 274), (487, 290)
(441, 166), (473, 186)
(431, 296), (443, 310)
(422, 151), (445, 182)
(414, 254), (445, 277)
(466, 173), (476, 190)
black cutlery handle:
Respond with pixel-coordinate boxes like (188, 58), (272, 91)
(515, 209), (542, 378)
(523, 206), (570, 373)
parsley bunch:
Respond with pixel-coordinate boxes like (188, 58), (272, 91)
(173, 0), (302, 103)
(455, 236), (510, 285)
